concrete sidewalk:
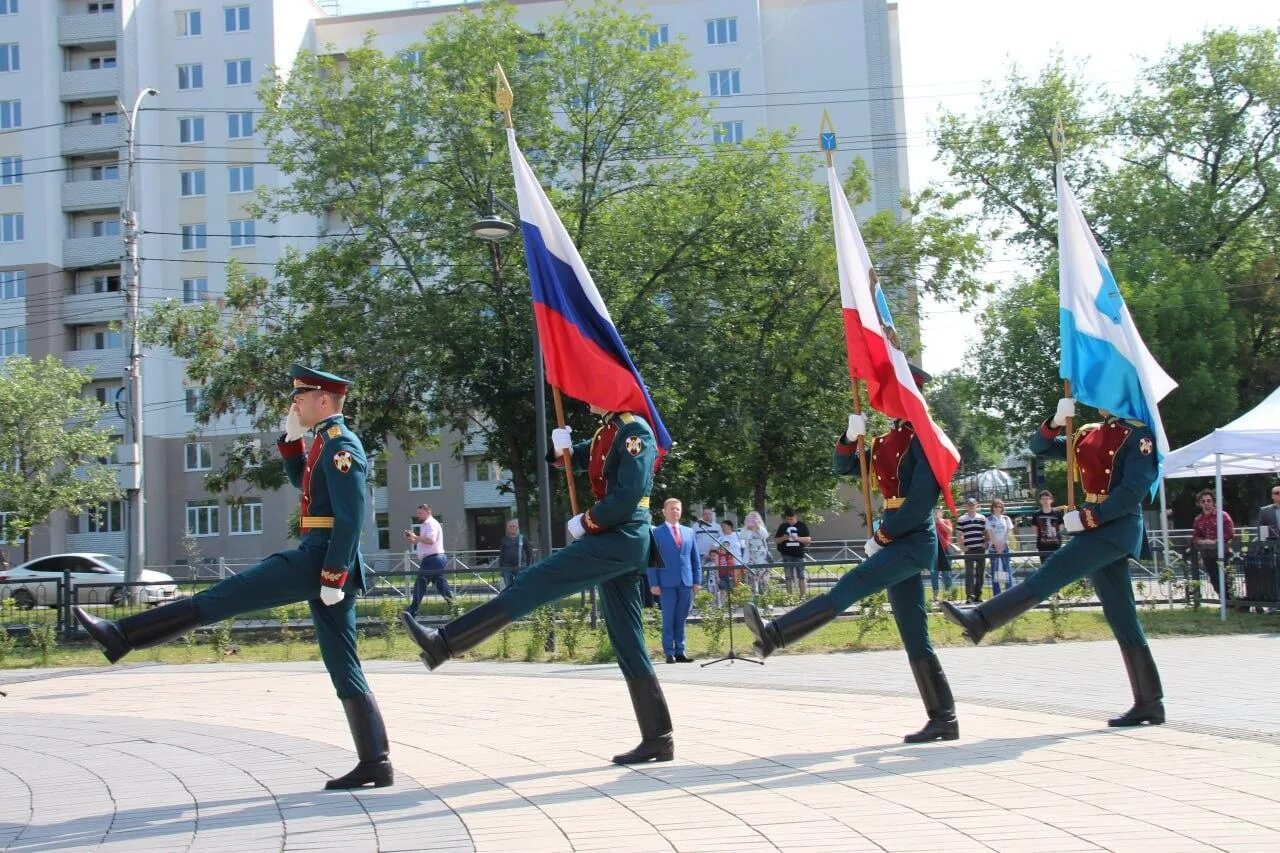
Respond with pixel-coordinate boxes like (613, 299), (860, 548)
(2, 635), (1279, 851)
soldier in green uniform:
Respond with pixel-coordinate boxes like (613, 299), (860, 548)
(743, 367), (960, 743)
(402, 403), (675, 764)
(942, 396), (1166, 727)
(74, 366), (394, 788)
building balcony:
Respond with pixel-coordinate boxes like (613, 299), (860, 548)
(60, 69), (121, 103)
(65, 532), (126, 558)
(62, 347), (128, 380)
(463, 480), (517, 510)
(61, 123), (125, 156)
(63, 234), (123, 268)
(63, 289), (125, 325)
(62, 178), (123, 213)
(462, 432), (487, 455)
(58, 13), (121, 48)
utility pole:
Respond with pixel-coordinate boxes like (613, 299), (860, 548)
(121, 87), (157, 594)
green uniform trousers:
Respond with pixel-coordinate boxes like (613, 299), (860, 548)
(192, 532), (370, 698)
(827, 527), (937, 661)
(1020, 530), (1146, 648)
(499, 523), (654, 680)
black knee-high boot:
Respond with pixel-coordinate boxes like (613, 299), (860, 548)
(73, 598), (202, 664)
(325, 693), (394, 789)
(940, 582), (1039, 644)
(742, 596), (838, 658)
(611, 674), (674, 765)
(1108, 644), (1165, 726)
(402, 600), (511, 670)
(902, 654), (959, 743)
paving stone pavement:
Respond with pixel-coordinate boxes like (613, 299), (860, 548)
(2, 634), (1280, 852)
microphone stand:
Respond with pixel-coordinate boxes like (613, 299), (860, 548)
(695, 523), (763, 667)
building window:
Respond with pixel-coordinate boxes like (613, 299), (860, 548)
(0, 156), (20, 185)
(87, 500), (124, 533)
(644, 25), (669, 51)
(409, 461), (441, 490)
(226, 110), (253, 139)
(398, 49), (423, 68)
(0, 213), (24, 243)
(88, 2), (115, 13)
(706, 17), (738, 45)
(229, 219), (255, 247)
(229, 500), (262, 535)
(376, 512), (390, 551)
(179, 169), (205, 197)
(185, 500), (219, 537)
(184, 387), (200, 413)
(177, 62), (203, 91)
(225, 58), (251, 86)
(473, 461), (502, 482)
(0, 2), (17, 16)
(88, 56), (116, 70)
(708, 69), (741, 97)
(224, 5), (250, 32)
(90, 218), (121, 237)
(181, 223), (207, 251)
(184, 441), (212, 471)
(0, 270), (25, 300)
(0, 100), (20, 130)
(177, 9), (201, 36)
(178, 116), (205, 144)
(713, 120), (744, 144)
(182, 276), (208, 303)
(87, 273), (120, 293)
(90, 110), (119, 125)
(0, 326), (26, 356)
(228, 165), (253, 193)
(89, 163), (119, 181)
(0, 44), (18, 73)
(82, 327), (121, 350)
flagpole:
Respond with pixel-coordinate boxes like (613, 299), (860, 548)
(497, 64), (580, 518)
(821, 111), (874, 533)
(1051, 114), (1077, 510)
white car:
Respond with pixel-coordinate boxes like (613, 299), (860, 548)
(0, 553), (180, 610)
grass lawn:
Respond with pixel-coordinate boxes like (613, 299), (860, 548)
(1, 604), (1275, 670)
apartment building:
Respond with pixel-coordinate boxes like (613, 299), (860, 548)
(0, 0), (906, 567)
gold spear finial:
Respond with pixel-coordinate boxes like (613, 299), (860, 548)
(495, 63), (514, 129)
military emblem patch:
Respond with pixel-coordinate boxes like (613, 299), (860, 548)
(624, 435), (643, 457)
(1139, 438), (1153, 456)
(333, 450), (353, 473)
(327, 425), (342, 439)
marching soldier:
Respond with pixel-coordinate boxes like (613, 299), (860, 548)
(743, 366), (959, 743)
(402, 402), (675, 764)
(942, 397), (1165, 727)
(74, 366), (393, 789)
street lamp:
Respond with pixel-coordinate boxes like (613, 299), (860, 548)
(120, 86), (158, 593)
(467, 192), (555, 560)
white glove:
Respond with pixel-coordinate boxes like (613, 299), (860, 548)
(1063, 510), (1084, 533)
(864, 537), (882, 558)
(567, 513), (586, 541)
(846, 413), (867, 442)
(1051, 397), (1076, 428)
(551, 426), (573, 454)
(284, 408), (307, 442)
(319, 586), (345, 606)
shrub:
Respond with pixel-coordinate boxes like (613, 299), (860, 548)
(696, 590), (727, 653)
(558, 607), (589, 659)
(27, 622), (57, 665)
(210, 620), (234, 658)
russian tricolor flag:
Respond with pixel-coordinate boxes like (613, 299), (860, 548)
(507, 128), (672, 458)
(826, 163), (960, 513)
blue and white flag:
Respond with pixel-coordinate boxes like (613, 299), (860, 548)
(1057, 165), (1176, 464)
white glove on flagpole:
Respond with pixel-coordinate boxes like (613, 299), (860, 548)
(567, 513), (586, 541)
(284, 408), (307, 442)
(1063, 510), (1084, 533)
(551, 426), (573, 454)
(1051, 397), (1076, 428)
(320, 586), (345, 606)
(846, 413), (867, 442)
(864, 537), (882, 558)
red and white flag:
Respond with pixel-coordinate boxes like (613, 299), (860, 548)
(826, 164), (960, 513)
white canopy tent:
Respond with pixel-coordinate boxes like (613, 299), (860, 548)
(1160, 386), (1280, 620)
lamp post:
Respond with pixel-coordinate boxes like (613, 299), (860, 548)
(468, 194), (555, 559)
(120, 87), (158, 593)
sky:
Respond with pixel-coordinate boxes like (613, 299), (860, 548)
(332, 0), (1278, 373)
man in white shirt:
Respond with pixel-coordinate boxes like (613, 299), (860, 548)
(405, 504), (453, 616)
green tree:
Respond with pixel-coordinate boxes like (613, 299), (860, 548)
(0, 356), (121, 560)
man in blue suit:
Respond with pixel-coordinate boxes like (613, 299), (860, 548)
(648, 497), (701, 663)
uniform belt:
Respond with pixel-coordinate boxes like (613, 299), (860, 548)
(883, 497), (905, 509)
(301, 515), (334, 528)
(1085, 492), (1108, 503)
